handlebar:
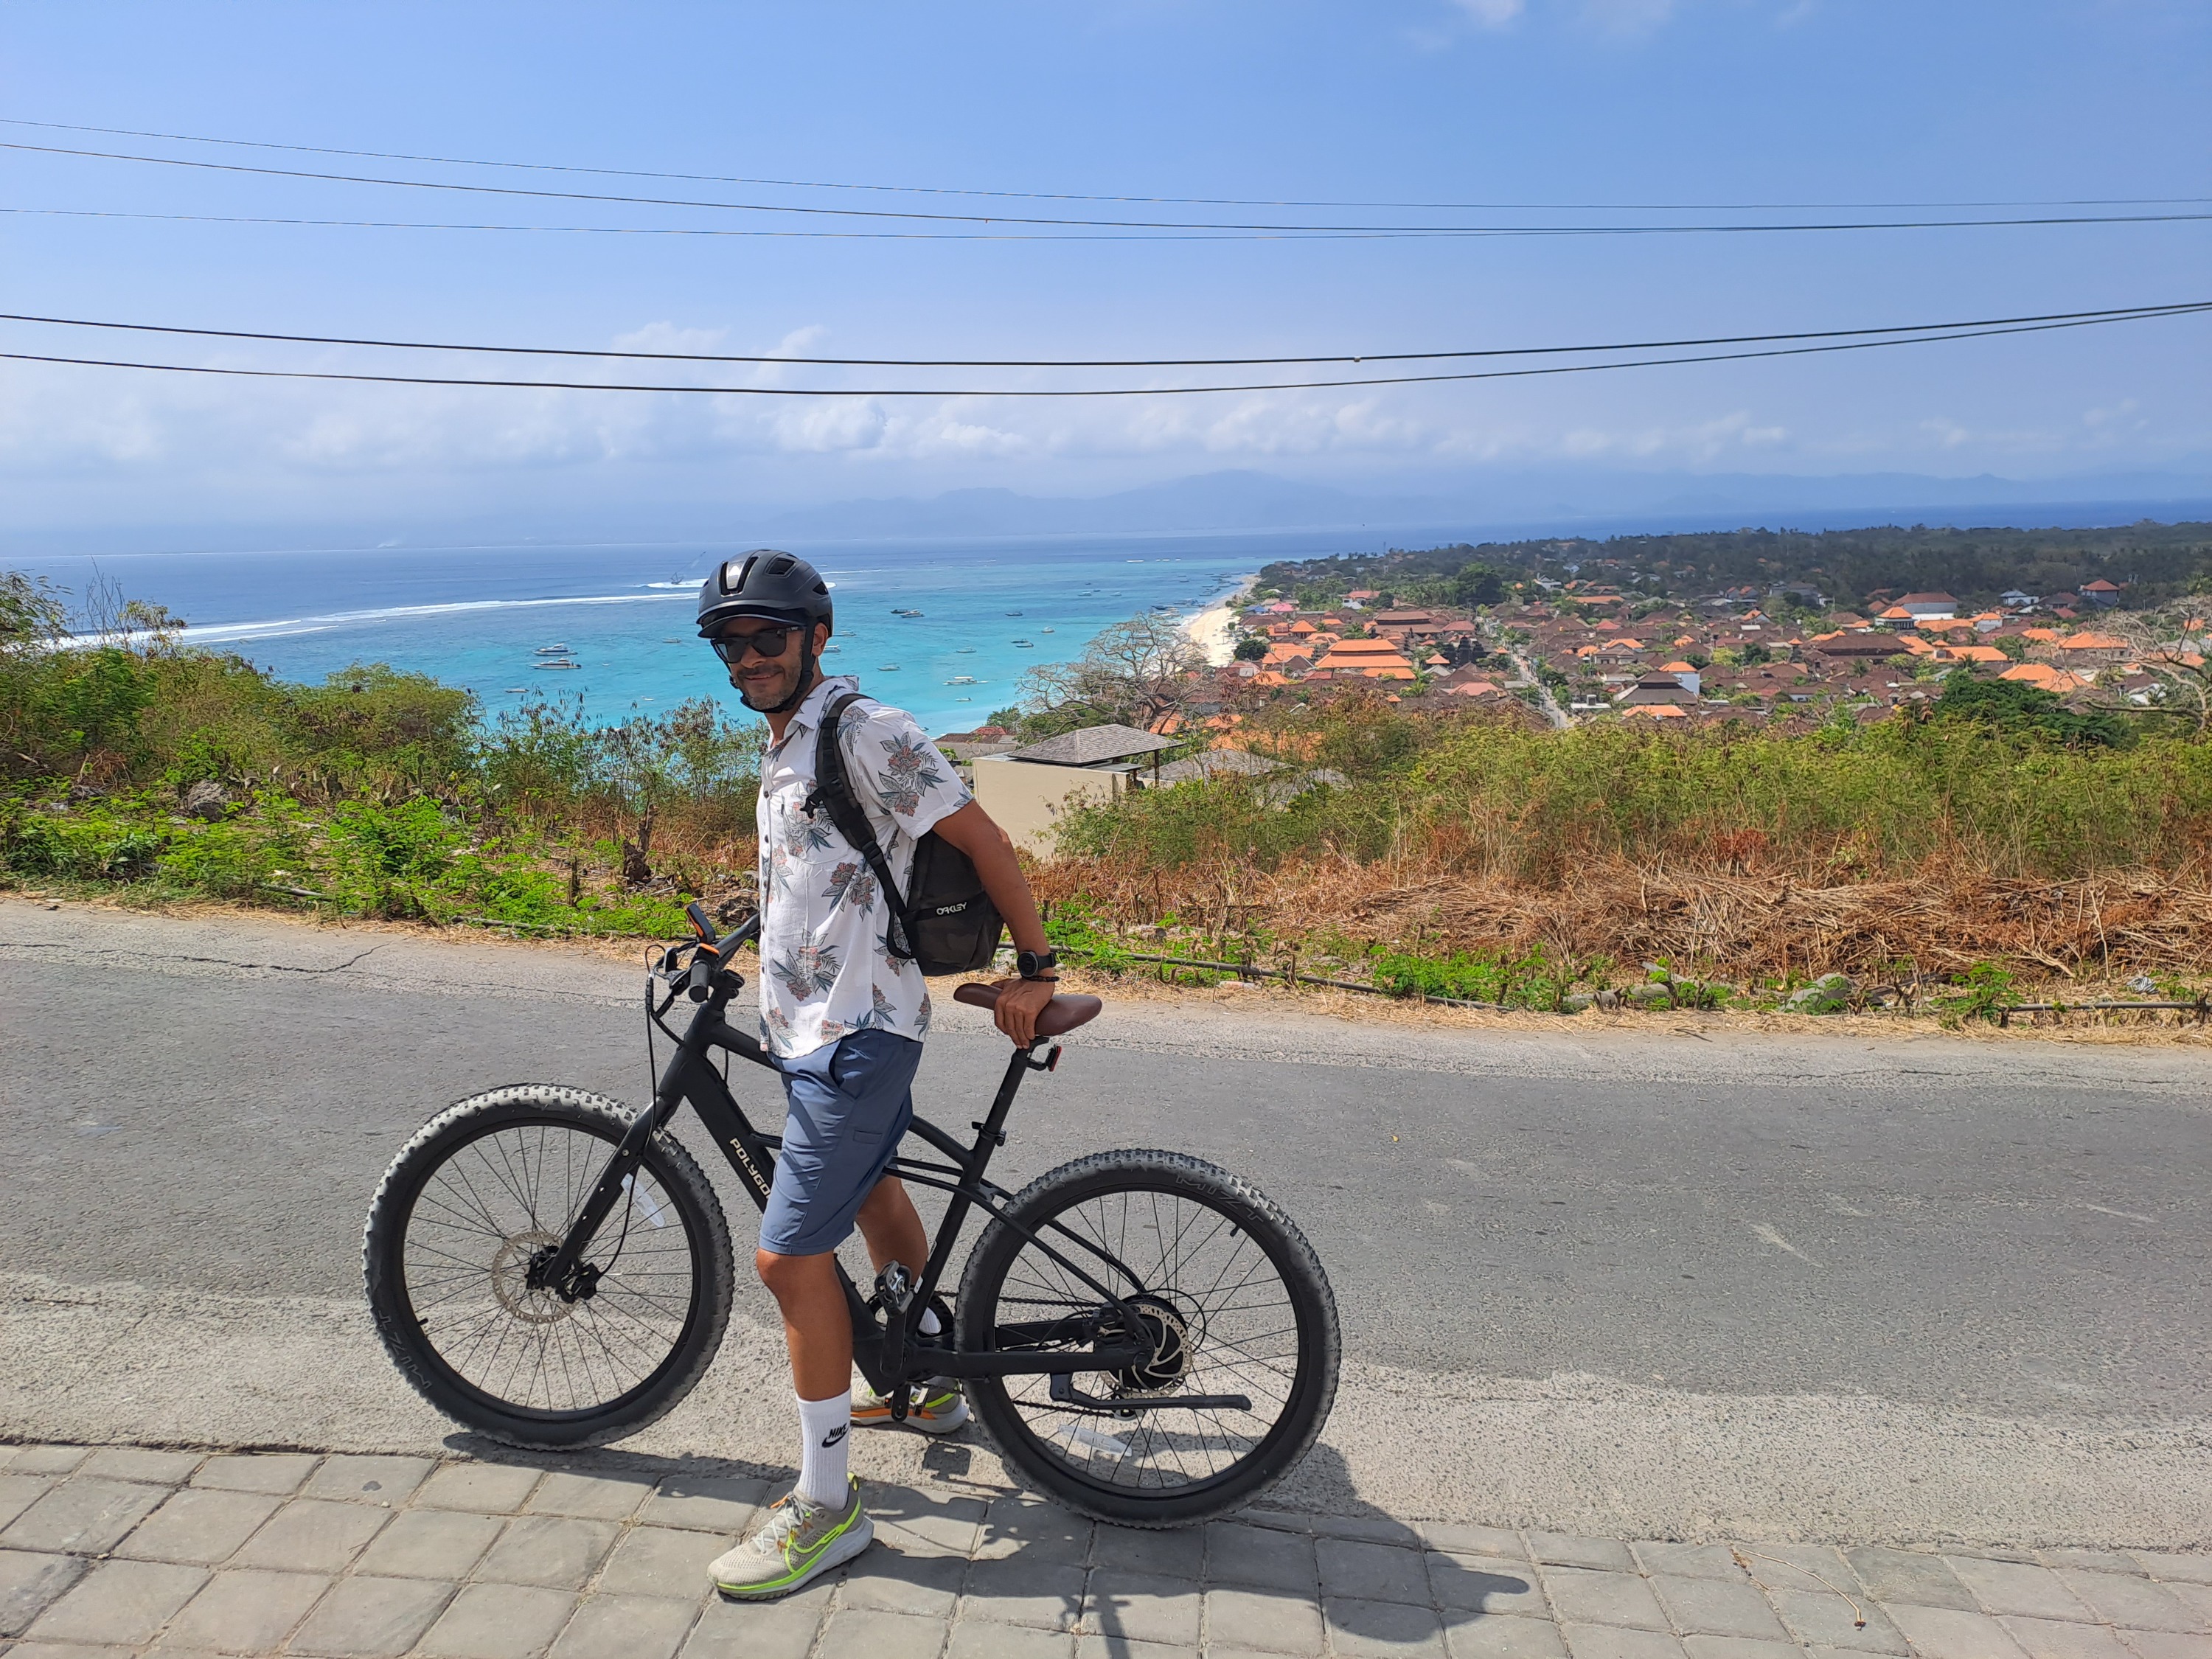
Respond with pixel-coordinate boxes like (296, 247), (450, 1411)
(685, 901), (760, 959)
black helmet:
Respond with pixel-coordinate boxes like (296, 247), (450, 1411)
(695, 549), (833, 639)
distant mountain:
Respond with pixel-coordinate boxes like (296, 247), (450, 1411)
(756, 470), (1388, 537)
(10, 467), (2208, 560)
(749, 467), (2212, 541)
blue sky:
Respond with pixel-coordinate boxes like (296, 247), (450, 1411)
(3, 1), (2208, 542)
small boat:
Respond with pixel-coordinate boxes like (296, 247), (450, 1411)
(956, 647), (976, 655)
(1011, 639), (1035, 649)
(534, 644), (571, 655)
(503, 686), (529, 694)
(891, 608), (924, 617)
(1040, 627), (1054, 634)
(1006, 611), (1023, 616)
(877, 664), (901, 672)
(535, 661), (582, 671)
(822, 643), (842, 653)
(946, 675), (979, 685)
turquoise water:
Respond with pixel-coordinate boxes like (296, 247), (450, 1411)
(15, 529), (1430, 735)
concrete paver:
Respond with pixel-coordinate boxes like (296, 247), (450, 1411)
(1083, 1570), (1200, 1647)
(1883, 1602), (2034, 1659)
(417, 1582), (578, 1659)
(0, 1548), (86, 1637)
(0, 1438), (2200, 1659)
(287, 1573), (454, 1657)
(1996, 1615), (2141, 1659)
(301, 1455), (436, 1506)
(475, 1514), (619, 1590)
(114, 1486), (284, 1565)
(4, 1479), (169, 1555)
(161, 1566), (330, 1652)
(229, 1498), (389, 1573)
(2051, 1571), (2207, 1633)
(1446, 1613), (1571, 1659)
(26, 1559), (209, 1646)
(0, 1475), (54, 1534)
(190, 1453), (319, 1495)
(349, 1507), (504, 1581)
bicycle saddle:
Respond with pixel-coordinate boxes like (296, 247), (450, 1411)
(954, 981), (1103, 1036)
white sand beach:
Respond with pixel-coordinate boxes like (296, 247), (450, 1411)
(1183, 576), (1256, 666)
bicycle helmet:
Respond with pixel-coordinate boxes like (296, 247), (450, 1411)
(695, 550), (834, 639)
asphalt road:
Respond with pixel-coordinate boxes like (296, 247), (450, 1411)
(4, 899), (2208, 1543)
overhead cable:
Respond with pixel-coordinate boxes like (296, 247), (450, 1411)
(4, 116), (2205, 214)
(8, 142), (2211, 236)
(5, 305), (2206, 397)
(5, 302), (2204, 369)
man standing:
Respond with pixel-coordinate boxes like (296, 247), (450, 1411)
(695, 551), (1060, 1600)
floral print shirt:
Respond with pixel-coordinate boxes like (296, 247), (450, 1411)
(754, 676), (973, 1059)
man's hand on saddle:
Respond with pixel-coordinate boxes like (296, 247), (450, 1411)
(990, 974), (1058, 1046)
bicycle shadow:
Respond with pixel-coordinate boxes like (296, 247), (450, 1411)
(437, 1431), (1540, 1649)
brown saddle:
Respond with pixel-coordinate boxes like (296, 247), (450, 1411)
(953, 981), (1104, 1037)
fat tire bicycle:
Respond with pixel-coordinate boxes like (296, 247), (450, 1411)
(364, 905), (1340, 1526)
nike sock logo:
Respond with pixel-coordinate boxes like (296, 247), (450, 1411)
(821, 1425), (848, 1448)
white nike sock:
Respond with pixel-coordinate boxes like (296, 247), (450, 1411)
(918, 1304), (942, 1337)
(796, 1391), (851, 1508)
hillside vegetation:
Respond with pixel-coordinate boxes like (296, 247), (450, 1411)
(12, 559), (2212, 1015)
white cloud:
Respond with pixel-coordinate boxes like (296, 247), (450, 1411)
(1580, 0), (1677, 38)
(1452, 0), (1526, 26)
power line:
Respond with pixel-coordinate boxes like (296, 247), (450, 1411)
(6, 302), (2204, 369)
(6, 306), (2205, 397)
(9, 141), (2211, 237)
(0, 205), (1494, 242)
(5, 116), (2205, 215)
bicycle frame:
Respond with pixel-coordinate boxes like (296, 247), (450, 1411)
(537, 956), (1164, 1400)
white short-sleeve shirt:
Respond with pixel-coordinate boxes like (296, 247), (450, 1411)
(754, 675), (974, 1059)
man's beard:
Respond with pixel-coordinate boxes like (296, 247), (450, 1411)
(734, 670), (792, 712)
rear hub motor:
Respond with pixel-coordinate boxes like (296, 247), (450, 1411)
(1103, 1293), (1199, 1393)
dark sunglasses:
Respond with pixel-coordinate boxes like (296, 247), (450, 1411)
(711, 625), (801, 664)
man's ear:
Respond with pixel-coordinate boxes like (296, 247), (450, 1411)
(813, 623), (832, 655)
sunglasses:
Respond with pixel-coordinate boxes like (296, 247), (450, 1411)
(711, 625), (801, 664)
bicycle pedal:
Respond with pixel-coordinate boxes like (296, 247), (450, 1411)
(889, 1385), (912, 1424)
(874, 1262), (914, 1315)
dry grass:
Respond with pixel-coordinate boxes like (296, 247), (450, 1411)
(1029, 852), (2212, 989)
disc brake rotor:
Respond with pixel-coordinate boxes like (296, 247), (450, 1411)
(1105, 1292), (1200, 1393)
(490, 1230), (574, 1325)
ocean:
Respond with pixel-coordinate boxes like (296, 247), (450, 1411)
(13, 529), (1442, 736)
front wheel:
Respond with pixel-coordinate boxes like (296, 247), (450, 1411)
(956, 1150), (1340, 1527)
(364, 1085), (734, 1448)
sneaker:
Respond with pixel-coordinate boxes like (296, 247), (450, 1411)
(853, 1377), (970, 1434)
(707, 1478), (872, 1600)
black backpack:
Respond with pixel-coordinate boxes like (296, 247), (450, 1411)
(802, 691), (1005, 976)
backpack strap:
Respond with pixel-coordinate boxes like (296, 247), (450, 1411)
(801, 690), (919, 962)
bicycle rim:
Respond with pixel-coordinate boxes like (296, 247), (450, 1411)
(984, 1180), (1310, 1498)
(398, 1119), (706, 1421)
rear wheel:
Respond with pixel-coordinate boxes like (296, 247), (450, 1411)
(956, 1150), (1339, 1527)
(364, 1085), (734, 1447)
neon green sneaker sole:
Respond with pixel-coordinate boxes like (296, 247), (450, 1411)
(708, 1484), (873, 1600)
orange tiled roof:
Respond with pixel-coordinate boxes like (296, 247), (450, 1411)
(1621, 703), (1691, 719)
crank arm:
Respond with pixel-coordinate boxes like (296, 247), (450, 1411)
(1048, 1374), (1253, 1413)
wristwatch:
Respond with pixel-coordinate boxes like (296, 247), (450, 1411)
(1015, 950), (1059, 981)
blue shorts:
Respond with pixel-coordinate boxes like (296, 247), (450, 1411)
(759, 1030), (922, 1257)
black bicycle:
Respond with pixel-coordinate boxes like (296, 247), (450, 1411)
(364, 904), (1339, 1526)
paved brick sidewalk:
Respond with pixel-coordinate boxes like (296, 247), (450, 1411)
(1, 1441), (2205, 1659)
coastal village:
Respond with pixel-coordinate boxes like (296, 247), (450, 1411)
(932, 572), (2186, 841)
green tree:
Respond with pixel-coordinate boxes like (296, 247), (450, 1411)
(1930, 670), (2131, 748)
(1233, 636), (1268, 661)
